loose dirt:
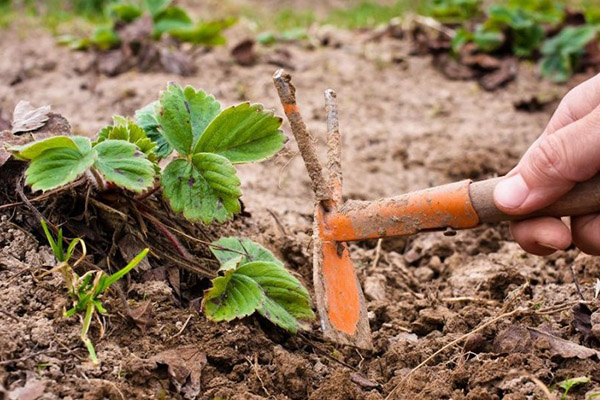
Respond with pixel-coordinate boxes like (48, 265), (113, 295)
(1, 12), (600, 400)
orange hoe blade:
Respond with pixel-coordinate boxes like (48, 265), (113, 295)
(273, 70), (600, 350)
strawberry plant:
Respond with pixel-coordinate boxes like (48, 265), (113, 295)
(135, 83), (286, 224)
(540, 25), (598, 83)
(426, 0), (481, 23)
(41, 220), (148, 364)
(60, 0), (236, 51)
(202, 237), (314, 333)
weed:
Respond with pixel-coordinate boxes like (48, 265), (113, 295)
(41, 220), (148, 364)
(557, 376), (590, 399)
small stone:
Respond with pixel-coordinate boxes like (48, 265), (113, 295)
(364, 274), (387, 301)
(414, 266), (434, 282)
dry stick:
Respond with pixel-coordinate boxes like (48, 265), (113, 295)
(384, 307), (527, 400)
(371, 239), (383, 270)
(325, 89), (343, 205)
(569, 264), (585, 301)
(273, 69), (331, 202)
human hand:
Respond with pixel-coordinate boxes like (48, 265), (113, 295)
(493, 73), (600, 255)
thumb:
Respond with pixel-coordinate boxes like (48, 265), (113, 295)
(494, 106), (600, 215)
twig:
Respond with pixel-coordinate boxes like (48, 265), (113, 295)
(385, 307), (527, 399)
(273, 69), (331, 202)
(0, 309), (19, 322)
(246, 352), (271, 398)
(298, 333), (359, 372)
(569, 264), (585, 301)
(371, 239), (383, 270)
(325, 88), (343, 205)
(172, 314), (193, 338)
(0, 349), (52, 366)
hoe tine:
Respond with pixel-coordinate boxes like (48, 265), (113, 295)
(325, 89), (343, 206)
(274, 69), (371, 349)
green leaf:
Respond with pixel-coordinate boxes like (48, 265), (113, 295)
(238, 261), (315, 331)
(203, 239), (315, 333)
(145, 0), (171, 17)
(451, 28), (472, 53)
(473, 26), (504, 53)
(540, 25), (597, 83)
(97, 116), (157, 161)
(156, 84), (222, 156)
(183, 86), (222, 145)
(93, 140), (155, 192)
(193, 103), (285, 164)
(25, 138), (96, 192)
(429, 0), (481, 23)
(211, 237), (284, 268)
(558, 376), (590, 400)
(90, 26), (121, 51)
(108, 3), (142, 22)
(153, 6), (193, 36)
(202, 261), (265, 321)
(96, 248), (149, 293)
(161, 155), (241, 224)
(135, 101), (173, 159)
(168, 18), (237, 46)
(156, 84), (193, 155)
(10, 136), (79, 160)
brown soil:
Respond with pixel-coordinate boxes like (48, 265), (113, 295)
(1, 13), (600, 400)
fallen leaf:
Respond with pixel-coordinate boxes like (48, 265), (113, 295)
(129, 300), (155, 331)
(11, 101), (51, 134)
(571, 302), (593, 341)
(8, 379), (45, 400)
(494, 324), (533, 354)
(119, 234), (151, 271)
(151, 346), (207, 400)
(231, 39), (256, 66)
(528, 327), (600, 359)
(167, 266), (180, 297)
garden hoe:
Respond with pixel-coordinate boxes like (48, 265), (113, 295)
(273, 69), (600, 350)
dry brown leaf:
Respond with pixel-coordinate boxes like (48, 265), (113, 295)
(8, 379), (46, 400)
(11, 101), (51, 134)
(571, 303), (593, 341)
(151, 346), (206, 400)
(231, 39), (256, 66)
(528, 327), (600, 359)
(129, 300), (155, 332)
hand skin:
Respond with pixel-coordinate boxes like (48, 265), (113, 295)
(493, 73), (600, 256)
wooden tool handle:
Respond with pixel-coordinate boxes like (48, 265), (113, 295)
(470, 174), (600, 223)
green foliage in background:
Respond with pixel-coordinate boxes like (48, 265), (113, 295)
(57, 0), (236, 50)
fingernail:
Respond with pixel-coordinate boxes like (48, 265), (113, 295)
(494, 174), (529, 209)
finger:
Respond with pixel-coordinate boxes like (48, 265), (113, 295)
(572, 214), (600, 255)
(494, 103), (600, 215)
(545, 72), (600, 134)
(510, 217), (571, 256)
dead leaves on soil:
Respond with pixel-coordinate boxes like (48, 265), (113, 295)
(0, 102), (69, 168)
(151, 346), (207, 400)
(495, 323), (600, 360)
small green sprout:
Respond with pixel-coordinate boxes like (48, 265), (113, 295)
(558, 376), (591, 400)
(41, 220), (148, 365)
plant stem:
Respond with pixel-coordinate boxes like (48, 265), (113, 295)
(81, 302), (98, 365)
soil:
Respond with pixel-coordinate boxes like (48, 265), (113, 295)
(2, 9), (600, 400)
